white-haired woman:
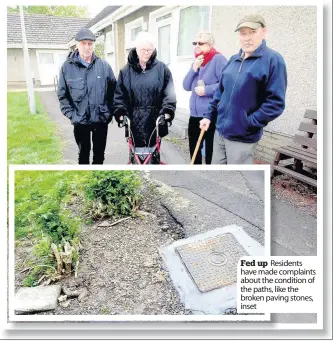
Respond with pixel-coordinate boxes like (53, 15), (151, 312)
(113, 32), (176, 156)
(183, 32), (227, 164)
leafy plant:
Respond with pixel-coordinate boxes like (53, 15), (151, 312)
(94, 42), (105, 59)
(23, 273), (38, 287)
(84, 171), (142, 219)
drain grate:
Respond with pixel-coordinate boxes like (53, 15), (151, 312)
(175, 233), (248, 293)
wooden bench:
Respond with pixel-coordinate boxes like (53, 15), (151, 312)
(271, 109), (317, 187)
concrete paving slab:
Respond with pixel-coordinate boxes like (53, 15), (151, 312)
(15, 284), (62, 314)
(159, 225), (264, 315)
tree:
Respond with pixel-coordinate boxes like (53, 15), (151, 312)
(8, 6), (88, 18)
(94, 42), (105, 59)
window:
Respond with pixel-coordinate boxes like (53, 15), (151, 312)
(105, 31), (114, 53)
(39, 53), (54, 64)
(149, 9), (173, 64)
(177, 6), (210, 56)
(156, 13), (172, 22)
(131, 26), (142, 41)
(158, 24), (171, 64)
(125, 17), (144, 49)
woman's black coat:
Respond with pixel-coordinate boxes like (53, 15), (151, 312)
(113, 48), (176, 146)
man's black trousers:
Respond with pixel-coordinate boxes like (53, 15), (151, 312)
(73, 124), (108, 164)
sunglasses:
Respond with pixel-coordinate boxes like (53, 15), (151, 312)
(192, 41), (206, 46)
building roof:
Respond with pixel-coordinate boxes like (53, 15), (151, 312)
(85, 6), (120, 28)
(7, 13), (91, 45)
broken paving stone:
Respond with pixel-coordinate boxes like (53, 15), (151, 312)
(15, 285), (62, 314)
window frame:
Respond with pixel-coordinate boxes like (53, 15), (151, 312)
(176, 5), (212, 60)
(149, 7), (177, 65)
(105, 31), (114, 54)
(38, 52), (55, 64)
(124, 17), (144, 50)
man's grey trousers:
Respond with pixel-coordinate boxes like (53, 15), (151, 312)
(212, 133), (258, 164)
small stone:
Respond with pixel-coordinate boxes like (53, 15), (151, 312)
(143, 261), (154, 268)
(58, 295), (67, 302)
(137, 210), (157, 218)
(62, 287), (80, 298)
(138, 281), (147, 289)
(154, 271), (166, 283)
(98, 220), (111, 227)
(161, 224), (169, 231)
(78, 290), (88, 301)
(60, 300), (70, 308)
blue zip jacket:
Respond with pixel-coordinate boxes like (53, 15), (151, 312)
(204, 40), (287, 143)
(183, 54), (228, 117)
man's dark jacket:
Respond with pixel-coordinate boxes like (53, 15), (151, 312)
(113, 48), (176, 146)
(57, 50), (116, 125)
(204, 40), (287, 143)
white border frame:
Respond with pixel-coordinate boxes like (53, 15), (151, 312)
(8, 164), (271, 323)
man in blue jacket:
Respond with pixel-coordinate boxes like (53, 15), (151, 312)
(57, 28), (116, 164)
(200, 14), (287, 164)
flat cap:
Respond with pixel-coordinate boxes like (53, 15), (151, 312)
(75, 28), (96, 41)
(235, 14), (266, 32)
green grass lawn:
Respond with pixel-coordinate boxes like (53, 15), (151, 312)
(15, 171), (89, 239)
(7, 92), (62, 164)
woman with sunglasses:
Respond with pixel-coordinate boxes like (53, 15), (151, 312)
(183, 32), (227, 164)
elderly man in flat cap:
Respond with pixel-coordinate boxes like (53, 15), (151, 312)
(57, 28), (116, 164)
(200, 14), (287, 164)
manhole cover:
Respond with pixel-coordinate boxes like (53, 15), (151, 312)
(175, 233), (248, 293)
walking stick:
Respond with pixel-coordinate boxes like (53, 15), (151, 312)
(190, 129), (205, 165)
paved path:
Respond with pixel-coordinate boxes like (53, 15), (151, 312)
(38, 90), (186, 165)
(151, 170), (317, 324)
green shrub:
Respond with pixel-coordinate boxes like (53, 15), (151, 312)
(84, 171), (142, 219)
(34, 198), (81, 245)
(23, 272), (38, 287)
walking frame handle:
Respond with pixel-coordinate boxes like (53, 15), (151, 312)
(190, 129), (205, 165)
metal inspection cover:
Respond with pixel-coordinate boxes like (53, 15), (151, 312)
(175, 233), (249, 293)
